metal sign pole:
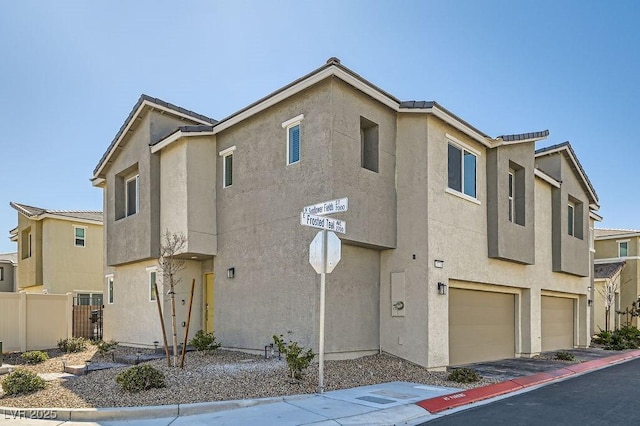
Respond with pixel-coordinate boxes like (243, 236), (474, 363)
(318, 229), (327, 394)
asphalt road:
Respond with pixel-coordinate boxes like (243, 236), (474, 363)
(422, 357), (640, 425)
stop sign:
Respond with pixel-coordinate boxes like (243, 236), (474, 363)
(309, 230), (341, 274)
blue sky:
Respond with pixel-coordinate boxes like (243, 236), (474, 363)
(0, 0), (638, 253)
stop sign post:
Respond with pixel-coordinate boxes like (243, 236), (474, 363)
(301, 198), (347, 394)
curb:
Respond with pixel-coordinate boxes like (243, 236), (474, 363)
(416, 349), (640, 414)
(0, 394), (310, 422)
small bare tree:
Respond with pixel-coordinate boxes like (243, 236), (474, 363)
(158, 230), (187, 367)
(597, 279), (619, 332)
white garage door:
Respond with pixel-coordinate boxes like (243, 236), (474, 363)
(541, 296), (574, 352)
(449, 288), (516, 365)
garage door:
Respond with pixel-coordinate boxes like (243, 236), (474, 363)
(449, 288), (515, 365)
(541, 296), (574, 352)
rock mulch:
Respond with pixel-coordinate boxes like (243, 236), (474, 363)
(0, 346), (498, 409)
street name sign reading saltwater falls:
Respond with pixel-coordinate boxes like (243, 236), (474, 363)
(300, 197), (348, 395)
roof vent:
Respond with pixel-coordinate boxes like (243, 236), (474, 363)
(326, 57), (340, 65)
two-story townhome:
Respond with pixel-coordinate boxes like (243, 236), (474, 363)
(9, 202), (104, 302)
(594, 229), (640, 328)
(0, 252), (17, 292)
(92, 58), (599, 368)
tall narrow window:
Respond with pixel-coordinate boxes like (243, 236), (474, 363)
(219, 146), (236, 188)
(125, 175), (139, 217)
(74, 226), (86, 247)
(360, 116), (379, 172)
(508, 170), (515, 222)
(28, 232), (32, 257)
(448, 142), (477, 198)
(107, 276), (114, 304)
(0, 267), (4, 281)
(282, 114), (304, 165)
(21, 228), (31, 259)
(619, 241), (629, 257)
(568, 202), (575, 237)
(149, 269), (157, 302)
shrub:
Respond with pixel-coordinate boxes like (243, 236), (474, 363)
(57, 337), (87, 353)
(273, 334), (315, 380)
(554, 351), (575, 361)
(189, 330), (221, 352)
(593, 326), (640, 350)
(448, 367), (481, 383)
(95, 340), (118, 356)
(116, 365), (166, 392)
(21, 351), (49, 364)
(1, 370), (46, 396)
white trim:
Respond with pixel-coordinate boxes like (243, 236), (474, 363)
(73, 225), (87, 248)
(41, 214), (102, 225)
(93, 99), (212, 178)
(106, 275), (114, 305)
(508, 169), (515, 223)
(218, 145), (237, 157)
(446, 140), (479, 200)
(445, 187), (482, 205)
(618, 240), (630, 257)
(616, 239), (631, 243)
(595, 256), (640, 263)
(281, 114), (304, 129)
(590, 211), (603, 222)
(150, 130), (215, 154)
(595, 232), (640, 241)
(222, 150), (233, 188)
(91, 177), (106, 187)
(534, 168), (561, 188)
(446, 133), (481, 156)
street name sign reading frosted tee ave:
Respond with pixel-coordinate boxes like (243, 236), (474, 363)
(300, 213), (346, 234)
(303, 198), (348, 216)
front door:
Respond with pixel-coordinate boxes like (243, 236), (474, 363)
(204, 273), (214, 333)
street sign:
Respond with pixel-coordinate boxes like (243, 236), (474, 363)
(300, 213), (346, 234)
(309, 231), (341, 274)
(303, 198), (348, 216)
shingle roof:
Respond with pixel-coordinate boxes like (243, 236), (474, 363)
(10, 202), (103, 223)
(498, 130), (550, 142)
(399, 101), (436, 109)
(594, 262), (626, 280)
(535, 141), (599, 204)
(93, 95), (216, 176)
(595, 228), (640, 238)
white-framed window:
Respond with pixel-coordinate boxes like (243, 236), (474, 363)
(447, 137), (478, 199)
(568, 202), (575, 237)
(219, 146), (236, 188)
(74, 226), (86, 247)
(282, 114), (304, 165)
(0, 266), (4, 281)
(76, 292), (103, 306)
(508, 169), (515, 223)
(106, 275), (114, 304)
(147, 266), (158, 302)
(28, 232), (32, 257)
(125, 174), (139, 217)
(619, 241), (629, 257)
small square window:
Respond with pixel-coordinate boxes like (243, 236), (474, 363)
(74, 226), (86, 247)
(619, 241), (629, 257)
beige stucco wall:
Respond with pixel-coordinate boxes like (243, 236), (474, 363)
(380, 115), (590, 369)
(103, 259), (206, 348)
(40, 218), (103, 295)
(16, 215), (42, 289)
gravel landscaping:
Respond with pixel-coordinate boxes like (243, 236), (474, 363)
(0, 345), (498, 409)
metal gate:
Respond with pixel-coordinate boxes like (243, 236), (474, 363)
(73, 296), (103, 341)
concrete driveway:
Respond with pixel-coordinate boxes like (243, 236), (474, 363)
(457, 347), (625, 382)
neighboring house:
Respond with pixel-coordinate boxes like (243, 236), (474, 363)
(592, 261), (625, 333)
(92, 58), (600, 368)
(0, 252), (17, 292)
(594, 228), (640, 328)
(9, 202), (104, 303)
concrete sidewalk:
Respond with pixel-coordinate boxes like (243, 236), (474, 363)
(2, 349), (640, 425)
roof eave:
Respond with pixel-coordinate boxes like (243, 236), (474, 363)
(150, 129), (215, 154)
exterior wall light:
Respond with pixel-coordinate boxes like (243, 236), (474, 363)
(227, 267), (235, 279)
(434, 260), (444, 268)
(437, 282), (447, 295)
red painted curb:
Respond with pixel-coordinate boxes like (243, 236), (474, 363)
(416, 350), (640, 414)
(417, 380), (522, 414)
